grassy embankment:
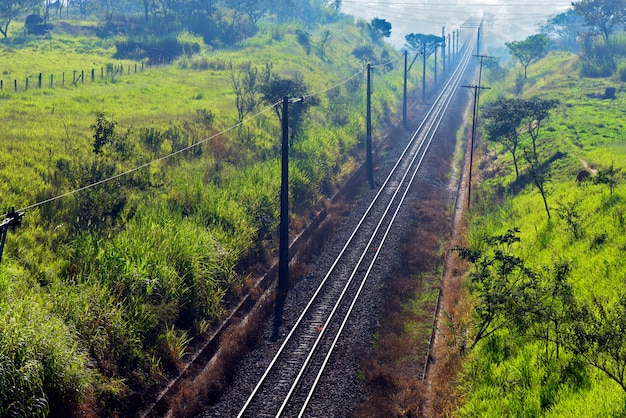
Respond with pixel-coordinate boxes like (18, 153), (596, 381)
(453, 49), (626, 416)
(0, 18), (408, 416)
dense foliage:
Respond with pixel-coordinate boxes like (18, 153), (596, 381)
(0, 3), (407, 416)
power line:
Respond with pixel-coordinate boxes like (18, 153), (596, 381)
(7, 67), (377, 217)
(13, 104), (277, 214)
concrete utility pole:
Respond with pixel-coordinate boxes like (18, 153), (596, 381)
(274, 95), (300, 338)
(422, 42), (427, 103)
(441, 26), (446, 74)
(403, 51), (407, 128)
(404, 50), (420, 128)
(462, 84), (490, 209)
(447, 33), (451, 68)
(366, 63), (374, 188)
(434, 44), (438, 85)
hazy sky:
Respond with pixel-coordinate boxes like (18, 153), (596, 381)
(340, 0), (573, 51)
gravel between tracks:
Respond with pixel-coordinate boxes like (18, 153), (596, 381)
(199, 91), (470, 417)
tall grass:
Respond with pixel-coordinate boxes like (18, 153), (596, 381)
(0, 14), (406, 415)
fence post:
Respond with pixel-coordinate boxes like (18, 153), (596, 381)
(91, 69), (95, 82)
(73, 70), (76, 84)
(62, 72), (65, 86)
(38, 73), (42, 88)
(135, 63), (137, 73)
(50, 74), (53, 87)
(101, 67), (104, 79)
(14, 80), (17, 92)
(25, 77), (28, 90)
(81, 70), (84, 83)
(0, 80), (3, 90)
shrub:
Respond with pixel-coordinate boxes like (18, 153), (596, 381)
(579, 56), (616, 78)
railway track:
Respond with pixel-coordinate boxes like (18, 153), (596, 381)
(231, 34), (477, 418)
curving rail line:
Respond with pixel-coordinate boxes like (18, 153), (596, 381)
(236, 33), (477, 418)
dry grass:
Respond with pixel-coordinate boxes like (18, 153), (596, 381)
(167, 290), (275, 417)
(354, 182), (452, 417)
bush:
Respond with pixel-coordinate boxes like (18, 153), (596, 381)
(617, 60), (626, 82)
(580, 56), (616, 78)
(114, 34), (204, 63)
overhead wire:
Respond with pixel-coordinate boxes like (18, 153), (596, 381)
(9, 64), (381, 216)
(14, 103), (278, 214)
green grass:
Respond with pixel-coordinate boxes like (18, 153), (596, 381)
(0, 15), (409, 416)
(459, 50), (626, 416)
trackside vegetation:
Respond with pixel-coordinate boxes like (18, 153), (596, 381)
(0, 5), (409, 416)
(452, 41), (626, 417)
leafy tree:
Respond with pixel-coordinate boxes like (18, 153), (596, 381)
(369, 17), (391, 41)
(454, 228), (542, 349)
(520, 97), (560, 158)
(483, 97), (526, 177)
(483, 97), (558, 178)
(0, 0), (39, 37)
(566, 293), (626, 392)
(317, 29), (333, 59)
(92, 111), (117, 154)
(572, 0), (626, 44)
(352, 45), (375, 64)
(535, 262), (574, 361)
(541, 9), (585, 52)
(239, 0), (269, 24)
(259, 73), (319, 142)
(295, 29), (311, 55)
(506, 34), (550, 79)
(230, 63), (270, 122)
(594, 163), (623, 195)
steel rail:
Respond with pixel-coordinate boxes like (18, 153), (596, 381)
(237, 33), (477, 418)
(296, 35), (476, 418)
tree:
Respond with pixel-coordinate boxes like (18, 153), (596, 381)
(541, 9), (585, 52)
(505, 34), (550, 79)
(351, 45), (375, 64)
(317, 29), (333, 59)
(520, 97), (560, 158)
(92, 111), (117, 154)
(535, 262), (574, 361)
(230, 63), (270, 122)
(566, 293), (626, 393)
(454, 228), (542, 349)
(0, 0), (38, 37)
(483, 97), (526, 177)
(369, 17), (391, 41)
(259, 73), (319, 142)
(239, 0), (270, 24)
(572, 0), (626, 44)
(594, 163), (623, 195)
(483, 97), (558, 178)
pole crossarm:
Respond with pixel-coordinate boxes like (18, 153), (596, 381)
(0, 208), (24, 264)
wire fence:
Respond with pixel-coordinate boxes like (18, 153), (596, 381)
(0, 61), (156, 92)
